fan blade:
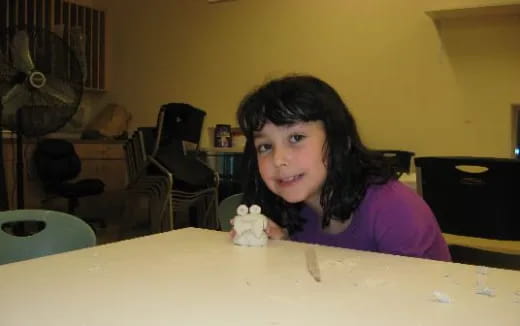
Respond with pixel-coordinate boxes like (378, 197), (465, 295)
(28, 86), (58, 107)
(1, 84), (31, 126)
(10, 31), (35, 73)
(13, 91), (76, 136)
(39, 75), (77, 105)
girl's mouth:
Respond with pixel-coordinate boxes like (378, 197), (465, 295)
(277, 174), (303, 186)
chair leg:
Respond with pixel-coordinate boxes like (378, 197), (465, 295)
(68, 198), (79, 214)
(69, 197), (106, 229)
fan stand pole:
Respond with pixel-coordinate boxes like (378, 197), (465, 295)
(0, 120), (9, 210)
(16, 110), (24, 209)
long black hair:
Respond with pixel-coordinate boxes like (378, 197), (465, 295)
(236, 75), (396, 234)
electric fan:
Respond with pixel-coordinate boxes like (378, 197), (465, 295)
(0, 28), (84, 209)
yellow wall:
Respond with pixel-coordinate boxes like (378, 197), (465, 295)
(96, 0), (520, 157)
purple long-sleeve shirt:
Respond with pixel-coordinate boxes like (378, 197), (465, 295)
(291, 181), (451, 261)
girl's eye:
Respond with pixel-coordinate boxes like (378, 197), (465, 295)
(256, 143), (271, 154)
(289, 134), (305, 144)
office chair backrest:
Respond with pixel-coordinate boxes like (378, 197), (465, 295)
(152, 103), (216, 191)
(33, 139), (81, 188)
(0, 209), (96, 265)
(217, 193), (243, 232)
(414, 157), (520, 240)
(153, 103), (206, 155)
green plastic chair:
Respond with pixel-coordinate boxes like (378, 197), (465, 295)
(0, 209), (96, 265)
(217, 193), (243, 231)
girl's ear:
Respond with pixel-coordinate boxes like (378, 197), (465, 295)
(322, 142), (329, 167)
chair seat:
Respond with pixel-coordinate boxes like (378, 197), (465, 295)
(155, 145), (216, 191)
(50, 179), (105, 199)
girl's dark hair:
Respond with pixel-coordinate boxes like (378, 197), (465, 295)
(236, 75), (396, 234)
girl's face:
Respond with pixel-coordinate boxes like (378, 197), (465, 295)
(253, 120), (327, 209)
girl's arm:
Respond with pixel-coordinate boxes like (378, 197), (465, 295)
(264, 218), (289, 240)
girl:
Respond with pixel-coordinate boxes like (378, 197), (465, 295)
(234, 75), (451, 261)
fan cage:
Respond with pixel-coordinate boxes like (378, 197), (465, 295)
(0, 26), (83, 136)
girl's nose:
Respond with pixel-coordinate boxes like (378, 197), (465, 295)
(273, 147), (290, 168)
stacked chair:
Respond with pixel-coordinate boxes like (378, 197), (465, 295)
(414, 156), (520, 240)
(377, 150), (415, 177)
(415, 156), (520, 269)
(123, 128), (173, 235)
(148, 103), (219, 230)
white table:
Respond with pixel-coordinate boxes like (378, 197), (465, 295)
(1, 228), (519, 326)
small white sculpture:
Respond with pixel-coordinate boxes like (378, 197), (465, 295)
(232, 204), (268, 247)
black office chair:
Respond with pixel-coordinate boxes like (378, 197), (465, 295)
(449, 245), (520, 271)
(414, 156), (520, 240)
(377, 150), (415, 177)
(33, 139), (105, 222)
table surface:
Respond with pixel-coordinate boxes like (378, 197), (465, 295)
(1, 228), (519, 326)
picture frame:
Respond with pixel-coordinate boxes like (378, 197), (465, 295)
(214, 124), (232, 148)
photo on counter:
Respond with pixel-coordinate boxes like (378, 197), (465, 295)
(214, 124), (232, 148)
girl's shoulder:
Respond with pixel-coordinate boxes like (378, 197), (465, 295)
(366, 179), (417, 201)
(361, 180), (429, 216)
(360, 181), (450, 262)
